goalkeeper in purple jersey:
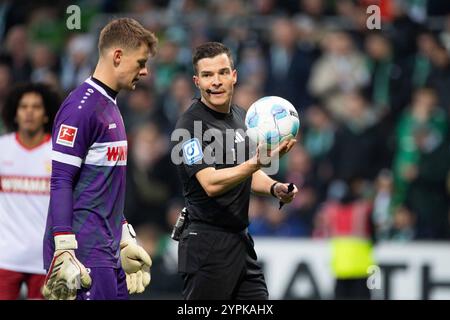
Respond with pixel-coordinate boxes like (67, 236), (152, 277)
(42, 18), (158, 300)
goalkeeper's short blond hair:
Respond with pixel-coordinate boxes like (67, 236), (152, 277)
(98, 18), (158, 56)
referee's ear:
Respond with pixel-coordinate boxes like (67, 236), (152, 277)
(193, 75), (199, 88)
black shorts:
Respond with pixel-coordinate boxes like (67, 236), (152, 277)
(335, 278), (371, 300)
(178, 223), (268, 300)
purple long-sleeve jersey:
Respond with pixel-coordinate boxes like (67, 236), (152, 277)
(44, 78), (127, 269)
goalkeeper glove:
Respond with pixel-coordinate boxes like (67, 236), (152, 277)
(120, 223), (152, 294)
(42, 234), (92, 300)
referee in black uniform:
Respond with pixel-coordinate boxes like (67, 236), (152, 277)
(173, 42), (298, 300)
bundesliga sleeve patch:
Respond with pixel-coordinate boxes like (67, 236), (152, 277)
(56, 124), (78, 147)
(182, 138), (203, 165)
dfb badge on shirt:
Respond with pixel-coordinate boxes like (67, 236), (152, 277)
(56, 124), (78, 147)
(182, 138), (203, 165)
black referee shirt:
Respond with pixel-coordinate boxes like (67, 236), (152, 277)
(173, 99), (252, 231)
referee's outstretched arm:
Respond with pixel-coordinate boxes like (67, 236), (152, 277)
(195, 139), (296, 198)
(195, 160), (260, 197)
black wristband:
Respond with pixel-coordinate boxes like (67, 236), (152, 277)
(270, 182), (279, 198)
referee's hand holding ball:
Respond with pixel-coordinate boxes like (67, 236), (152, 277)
(253, 138), (297, 167)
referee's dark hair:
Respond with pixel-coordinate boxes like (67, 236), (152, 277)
(2, 82), (60, 133)
(192, 42), (234, 75)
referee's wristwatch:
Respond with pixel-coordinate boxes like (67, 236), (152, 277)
(270, 182), (280, 198)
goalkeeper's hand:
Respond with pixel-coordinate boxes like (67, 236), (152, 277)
(42, 234), (92, 300)
(120, 223), (152, 294)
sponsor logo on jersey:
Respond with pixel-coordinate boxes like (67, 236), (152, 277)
(0, 175), (50, 195)
(56, 124), (78, 147)
(108, 123), (117, 129)
(106, 145), (127, 162)
(84, 141), (128, 166)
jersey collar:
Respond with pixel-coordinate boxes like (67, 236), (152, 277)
(198, 100), (234, 120)
(85, 77), (117, 104)
(15, 132), (51, 151)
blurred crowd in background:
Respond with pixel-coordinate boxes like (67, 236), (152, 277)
(1, 0), (450, 298)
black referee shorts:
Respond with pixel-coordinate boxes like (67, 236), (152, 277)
(178, 223), (268, 300)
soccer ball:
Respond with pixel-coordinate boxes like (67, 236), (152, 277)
(245, 96), (300, 147)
